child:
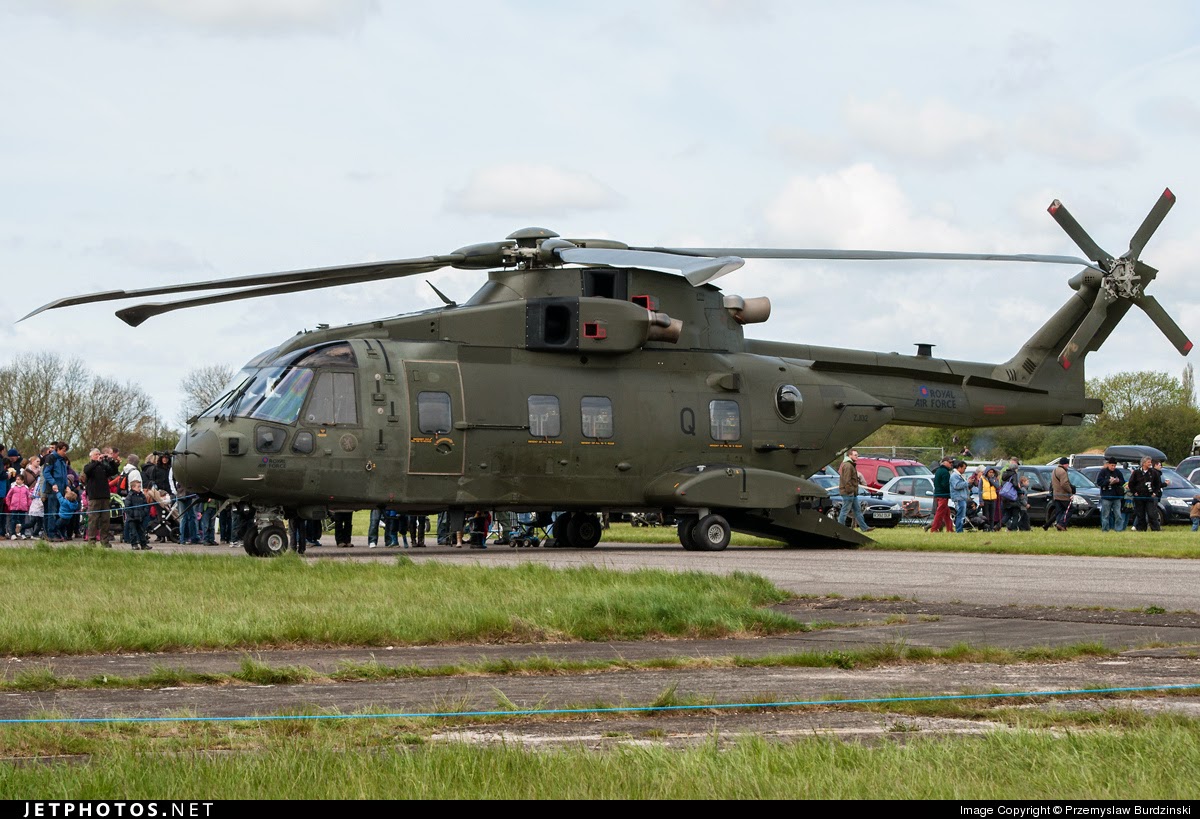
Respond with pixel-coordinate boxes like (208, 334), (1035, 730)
(1190, 495), (1200, 532)
(53, 485), (81, 543)
(123, 479), (152, 550)
(5, 470), (31, 539)
(25, 474), (44, 540)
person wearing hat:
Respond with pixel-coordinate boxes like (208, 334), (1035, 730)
(1128, 456), (1164, 532)
(1045, 457), (1074, 531)
(930, 455), (954, 532)
(1095, 456), (1127, 532)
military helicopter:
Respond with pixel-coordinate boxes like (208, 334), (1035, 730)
(23, 189), (1191, 556)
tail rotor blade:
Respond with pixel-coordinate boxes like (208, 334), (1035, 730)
(1134, 294), (1194, 355)
(1048, 200), (1111, 267)
(1059, 291), (1116, 370)
(1128, 188), (1176, 260)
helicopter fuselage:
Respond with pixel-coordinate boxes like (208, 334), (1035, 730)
(172, 263), (1101, 553)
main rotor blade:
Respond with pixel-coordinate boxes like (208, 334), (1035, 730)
(627, 246), (1104, 271)
(1047, 200), (1111, 267)
(114, 261), (449, 327)
(1128, 188), (1176, 260)
(19, 254), (462, 323)
(557, 247), (745, 286)
(1058, 290), (1117, 370)
(1134, 294), (1194, 355)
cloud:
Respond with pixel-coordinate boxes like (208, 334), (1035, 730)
(85, 237), (212, 274)
(1141, 96), (1200, 135)
(22, 0), (379, 35)
(761, 163), (973, 249)
(447, 164), (624, 217)
(1012, 105), (1139, 165)
(768, 126), (851, 165)
(844, 95), (1001, 164)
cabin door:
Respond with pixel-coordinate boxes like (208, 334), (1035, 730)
(404, 361), (466, 476)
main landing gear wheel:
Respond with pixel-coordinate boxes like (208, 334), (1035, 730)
(253, 524), (289, 557)
(691, 513), (731, 551)
(241, 525), (258, 557)
(677, 516), (699, 551)
(565, 513), (602, 549)
(550, 512), (573, 546)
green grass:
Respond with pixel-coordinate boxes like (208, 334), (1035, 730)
(2, 723), (1200, 799)
(0, 549), (794, 655)
(0, 642), (1121, 693)
(602, 521), (1200, 557)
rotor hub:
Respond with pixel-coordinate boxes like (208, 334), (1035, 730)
(1105, 258), (1141, 300)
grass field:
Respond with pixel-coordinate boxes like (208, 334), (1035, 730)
(0, 547), (795, 655)
(602, 520), (1200, 558)
(2, 718), (1199, 799)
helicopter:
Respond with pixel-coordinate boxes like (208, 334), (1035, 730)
(22, 189), (1191, 556)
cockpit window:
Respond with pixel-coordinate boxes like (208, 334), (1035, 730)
(294, 343), (357, 368)
(216, 367), (315, 424)
(305, 372), (358, 425)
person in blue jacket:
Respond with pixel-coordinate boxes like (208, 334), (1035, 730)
(950, 460), (971, 533)
(52, 484), (81, 542)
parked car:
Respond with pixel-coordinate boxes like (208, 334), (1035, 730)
(1045, 453), (1107, 470)
(1173, 455), (1200, 484)
(1016, 465), (1100, 526)
(810, 474), (902, 528)
(853, 457), (932, 490)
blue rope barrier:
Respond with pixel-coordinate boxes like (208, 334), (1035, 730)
(3, 682), (1198, 725)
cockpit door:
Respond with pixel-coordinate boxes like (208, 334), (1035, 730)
(405, 360), (466, 475)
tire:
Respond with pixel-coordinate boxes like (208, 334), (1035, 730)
(241, 525), (259, 557)
(677, 516), (698, 551)
(253, 524), (289, 557)
(566, 513), (603, 549)
(691, 513), (731, 551)
(551, 513), (573, 543)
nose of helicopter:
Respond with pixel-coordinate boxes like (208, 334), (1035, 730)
(173, 428), (220, 492)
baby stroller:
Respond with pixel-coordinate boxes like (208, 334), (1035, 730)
(145, 490), (181, 543)
(961, 499), (986, 532)
(506, 512), (551, 548)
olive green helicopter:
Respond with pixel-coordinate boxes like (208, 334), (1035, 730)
(23, 190), (1191, 555)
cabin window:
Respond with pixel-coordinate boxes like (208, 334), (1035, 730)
(581, 396), (613, 439)
(417, 392), (452, 434)
(709, 400), (741, 442)
(775, 384), (803, 421)
(255, 425), (288, 454)
(292, 431), (314, 454)
(528, 395), (561, 438)
(305, 372), (358, 425)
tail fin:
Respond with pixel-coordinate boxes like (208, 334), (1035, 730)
(994, 189), (1189, 392)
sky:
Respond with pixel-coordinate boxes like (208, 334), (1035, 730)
(2, 0), (1199, 425)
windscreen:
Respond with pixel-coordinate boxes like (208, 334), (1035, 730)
(1067, 468), (1097, 489)
(1161, 468), (1196, 490)
(897, 465), (932, 476)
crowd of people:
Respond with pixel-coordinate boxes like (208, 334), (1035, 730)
(0, 440), (503, 551)
(836, 448), (1200, 535)
(925, 453), (1200, 533)
(0, 442), (185, 548)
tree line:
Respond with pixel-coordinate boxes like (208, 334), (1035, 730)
(0, 354), (233, 457)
